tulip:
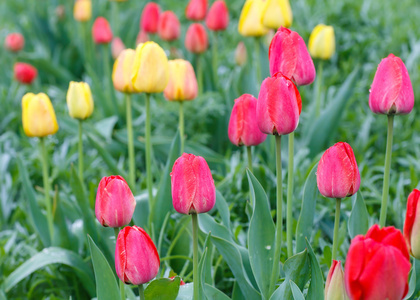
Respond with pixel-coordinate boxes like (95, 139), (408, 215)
(238, 0), (268, 37)
(55, 5), (66, 20)
(345, 225), (411, 300)
(111, 37), (125, 60)
(5, 33), (24, 52)
(92, 17), (113, 44)
(73, 0), (91, 22)
(308, 24), (335, 60)
(112, 49), (136, 93)
(262, 0), (293, 29)
(136, 29), (149, 45)
(269, 27), (316, 86)
(235, 42), (247, 66)
(404, 189), (420, 259)
(206, 0), (229, 31)
(185, 0), (207, 21)
(66, 81), (94, 120)
(158, 11), (181, 42)
(140, 2), (160, 34)
(164, 59), (198, 102)
(22, 93), (58, 138)
(95, 175), (136, 228)
(185, 23), (208, 54)
(14, 62), (37, 85)
(325, 260), (348, 300)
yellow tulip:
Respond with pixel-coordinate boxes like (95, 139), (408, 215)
(22, 93), (59, 137)
(308, 24), (335, 60)
(131, 41), (169, 93)
(73, 0), (92, 22)
(238, 0), (269, 37)
(164, 59), (198, 101)
(113, 49), (136, 93)
(262, 0), (293, 29)
(66, 81), (94, 120)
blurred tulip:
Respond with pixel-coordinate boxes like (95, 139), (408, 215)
(206, 0), (229, 31)
(55, 5), (66, 20)
(140, 2), (160, 34)
(235, 42), (247, 66)
(115, 226), (160, 285)
(345, 225), (410, 300)
(262, 0), (293, 29)
(113, 49), (136, 93)
(5, 33), (24, 52)
(158, 11), (181, 41)
(171, 153), (216, 215)
(404, 189), (420, 259)
(264, 29), (276, 47)
(73, 0), (91, 22)
(92, 17), (113, 44)
(164, 59), (198, 101)
(369, 54), (414, 115)
(325, 260), (348, 300)
(185, 0), (207, 21)
(308, 24), (335, 60)
(238, 0), (268, 37)
(95, 175), (136, 228)
(66, 81), (94, 120)
(14, 62), (37, 85)
(131, 41), (169, 93)
(228, 94), (267, 147)
(111, 37), (125, 59)
(136, 29), (149, 45)
(185, 23), (208, 54)
(22, 93), (59, 137)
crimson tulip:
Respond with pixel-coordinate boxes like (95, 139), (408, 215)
(92, 17), (113, 44)
(186, 0), (207, 21)
(404, 188), (420, 259)
(185, 23), (208, 54)
(140, 2), (160, 34)
(14, 62), (37, 85)
(5, 33), (24, 52)
(206, 0), (229, 31)
(158, 11), (180, 41)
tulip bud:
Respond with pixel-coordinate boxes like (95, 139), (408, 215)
(238, 0), (269, 37)
(269, 27), (316, 86)
(164, 59), (198, 101)
(136, 29), (149, 45)
(22, 93), (59, 138)
(66, 81), (94, 120)
(325, 260), (348, 300)
(404, 189), (420, 259)
(369, 54), (414, 115)
(316, 142), (360, 199)
(5, 33), (25, 52)
(256, 72), (302, 135)
(185, 0), (208, 21)
(171, 153), (216, 215)
(92, 17), (113, 44)
(235, 42), (247, 66)
(262, 0), (293, 29)
(206, 0), (229, 31)
(140, 2), (160, 34)
(113, 49), (136, 93)
(345, 225), (410, 300)
(158, 11), (181, 42)
(308, 24), (335, 60)
(131, 41), (169, 93)
(73, 0), (91, 22)
(185, 23), (208, 54)
(228, 94), (267, 147)
(55, 5), (66, 20)
(111, 37), (125, 60)
(115, 226), (160, 285)
(95, 175), (136, 228)
(14, 62), (37, 85)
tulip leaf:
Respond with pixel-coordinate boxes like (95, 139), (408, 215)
(306, 239), (324, 300)
(87, 235), (120, 300)
(405, 259), (418, 300)
(144, 277), (180, 300)
(215, 190), (231, 232)
(290, 280), (305, 300)
(348, 192), (369, 239)
(204, 284), (232, 300)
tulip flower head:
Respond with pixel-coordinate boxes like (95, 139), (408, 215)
(5, 33), (24, 52)
(185, 0), (208, 21)
(238, 0), (268, 37)
(325, 260), (348, 300)
(66, 81), (94, 120)
(369, 54), (414, 115)
(206, 0), (229, 31)
(164, 59), (198, 101)
(136, 29), (149, 45)
(111, 37), (126, 59)
(92, 17), (113, 44)
(308, 24), (335, 60)
(235, 41), (247, 66)
(261, 0), (293, 29)
(269, 27), (316, 86)
(158, 11), (181, 42)
(113, 49), (136, 93)
(404, 189), (420, 259)
(140, 2), (160, 34)
(73, 0), (91, 22)
(171, 153), (216, 215)
(185, 23), (208, 54)
(14, 62), (37, 85)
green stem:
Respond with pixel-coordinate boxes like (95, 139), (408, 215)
(179, 101), (185, 154)
(197, 54), (203, 95)
(40, 137), (53, 244)
(254, 37), (261, 85)
(114, 228), (125, 300)
(379, 115), (394, 227)
(126, 93), (136, 191)
(212, 32), (219, 89)
(246, 146), (253, 173)
(145, 94), (154, 219)
(78, 120), (84, 183)
(112, 1), (119, 35)
(332, 198), (341, 261)
(192, 213), (199, 300)
(103, 44), (117, 115)
(138, 284), (145, 300)
(286, 132), (294, 258)
(315, 60), (323, 117)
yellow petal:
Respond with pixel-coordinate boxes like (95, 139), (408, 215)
(309, 24), (335, 60)
(238, 0), (269, 37)
(22, 93), (58, 137)
(262, 0), (293, 29)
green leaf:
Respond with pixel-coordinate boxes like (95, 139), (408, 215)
(87, 235), (120, 300)
(175, 283), (193, 299)
(306, 239), (324, 300)
(289, 280), (305, 300)
(94, 116), (119, 141)
(215, 190), (231, 232)
(144, 278), (181, 300)
(204, 284), (231, 300)
(348, 192), (369, 239)
(405, 259), (417, 300)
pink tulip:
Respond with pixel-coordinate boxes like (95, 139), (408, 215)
(269, 27), (316, 86)
(235, 41), (247, 66)
(14, 63), (37, 85)
(369, 54), (414, 115)
(317, 142), (360, 199)
(115, 226), (160, 285)
(185, 23), (208, 54)
(256, 72), (302, 135)
(325, 260), (348, 300)
(136, 29), (149, 45)
(111, 37), (125, 60)
(185, 0), (208, 21)
(5, 33), (25, 52)
(403, 189), (420, 259)
(158, 11), (181, 41)
(95, 175), (136, 228)
(228, 94), (267, 147)
(140, 2), (160, 34)
(92, 17), (113, 44)
(171, 153), (216, 214)
(206, 0), (229, 31)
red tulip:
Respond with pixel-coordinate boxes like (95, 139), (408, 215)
(316, 142), (360, 199)
(171, 153), (216, 215)
(111, 37), (125, 60)
(345, 225), (410, 300)
(325, 260), (348, 300)
(206, 0), (229, 31)
(269, 27), (316, 86)
(228, 94), (267, 147)
(5, 33), (24, 52)
(369, 54), (414, 115)
(256, 72), (302, 135)
(115, 226), (160, 285)
(14, 63), (37, 85)
(95, 175), (136, 228)
(140, 2), (160, 34)
(404, 188), (420, 259)
(92, 17), (113, 44)
(158, 11), (180, 41)
(185, 0), (207, 21)
(185, 23), (208, 54)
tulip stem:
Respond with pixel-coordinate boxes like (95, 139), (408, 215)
(126, 93), (136, 191)
(196, 54), (203, 95)
(145, 94), (154, 220)
(114, 228), (126, 300)
(332, 198), (341, 262)
(192, 213), (200, 300)
(254, 37), (262, 85)
(40, 137), (54, 244)
(138, 284), (145, 300)
(286, 132), (294, 258)
(269, 135), (283, 296)
(315, 60), (323, 117)
(78, 120), (84, 183)
(212, 32), (219, 90)
(246, 146), (253, 173)
(179, 101), (185, 154)
(102, 44), (117, 116)
(379, 115), (394, 227)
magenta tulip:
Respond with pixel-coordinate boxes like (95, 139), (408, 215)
(403, 189), (420, 259)
(5, 33), (24, 52)
(158, 11), (180, 41)
(185, 0), (207, 21)
(206, 0), (229, 31)
(140, 2), (161, 34)
(92, 17), (113, 44)
(185, 23), (208, 54)
(14, 62), (37, 85)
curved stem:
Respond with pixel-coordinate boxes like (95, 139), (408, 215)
(246, 146), (253, 173)
(332, 198), (341, 261)
(145, 94), (154, 219)
(286, 132), (294, 258)
(125, 93), (136, 191)
(114, 228), (125, 300)
(40, 137), (53, 243)
(254, 37), (261, 85)
(179, 101), (185, 154)
(138, 284), (145, 300)
(78, 120), (84, 183)
(192, 213), (199, 300)
(197, 55), (203, 95)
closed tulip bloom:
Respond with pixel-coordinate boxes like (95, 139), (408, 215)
(269, 27), (316, 86)
(228, 94), (267, 147)
(140, 2), (160, 34)
(158, 11), (180, 41)
(235, 42), (247, 66)
(206, 0), (229, 31)
(164, 59), (198, 101)
(369, 54), (414, 115)
(325, 260), (348, 300)
(111, 37), (125, 59)
(95, 175), (136, 228)
(185, 23), (208, 54)
(257, 72), (302, 135)
(136, 29), (149, 45)
(403, 189), (420, 259)
(185, 0), (207, 21)
(316, 142), (360, 199)
(171, 153), (216, 215)
(22, 93), (59, 137)
(113, 49), (136, 93)
(66, 81), (94, 120)
(92, 17), (113, 44)
(308, 24), (335, 60)
(238, 0), (268, 37)
(14, 62), (37, 85)
(131, 42), (169, 93)
(345, 225), (410, 300)
(5, 33), (24, 52)
(262, 0), (293, 29)
(73, 0), (91, 22)
(115, 226), (160, 285)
